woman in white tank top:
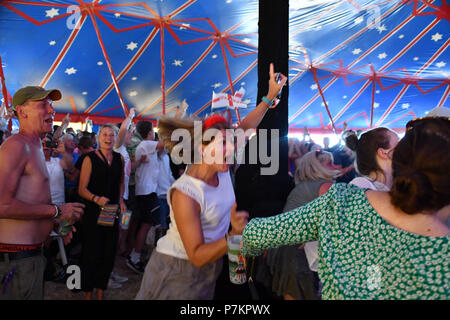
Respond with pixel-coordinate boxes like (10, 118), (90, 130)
(135, 63), (288, 300)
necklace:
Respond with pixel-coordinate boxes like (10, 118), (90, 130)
(98, 149), (112, 166)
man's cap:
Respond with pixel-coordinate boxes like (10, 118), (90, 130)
(12, 86), (62, 109)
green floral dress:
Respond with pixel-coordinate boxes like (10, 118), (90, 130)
(242, 183), (449, 300)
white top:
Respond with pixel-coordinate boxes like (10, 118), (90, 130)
(114, 145), (131, 200)
(46, 157), (65, 205)
(156, 170), (236, 260)
(135, 140), (160, 196)
(350, 176), (390, 191)
(156, 153), (175, 197)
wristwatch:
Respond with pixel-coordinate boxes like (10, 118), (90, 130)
(261, 96), (275, 107)
(53, 205), (62, 219)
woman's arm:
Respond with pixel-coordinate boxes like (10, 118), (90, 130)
(78, 155), (109, 207)
(238, 63), (287, 132)
(171, 189), (228, 268)
(242, 185), (337, 257)
(114, 108), (135, 149)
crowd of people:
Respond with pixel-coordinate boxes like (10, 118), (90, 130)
(0, 69), (448, 300)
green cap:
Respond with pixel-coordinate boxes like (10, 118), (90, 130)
(12, 86), (62, 111)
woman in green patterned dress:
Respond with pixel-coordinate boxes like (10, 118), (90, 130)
(242, 117), (449, 299)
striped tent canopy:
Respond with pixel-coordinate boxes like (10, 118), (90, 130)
(0, 0), (448, 133)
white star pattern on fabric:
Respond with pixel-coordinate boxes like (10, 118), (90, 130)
(129, 91), (138, 97)
(114, 13), (121, 18)
(132, 77), (137, 80)
(212, 83), (222, 88)
(82, 91), (88, 95)
(179, 23), (190, 30)
(65, 67), (77, 75)
(241, 82), (246, 86)
(45, 8), (59, 18)
(49, 40), (56, 46)
(376, 90), (380, 94)
(398, 34), (404, 39)
(374, 102), (380, 108)
(310, 84), (318, 90)
(226, 0), (232, 3)
(97, 61), (103, 66)
(352, 48), (362, 55)
(436, 61), (446, 68)
(376, 24), (387, 34)
(242, 38), (251, 43)
(413, 57), (419, 61)
(431, 33), (442, 42)
(126, 42), (138, 51)
(342, 95), (347, 99)
(401, 103), (410, 109)
(378, 52), (387, 59)
(354, 17), (364, 25)
(172, 60), (183, 67)
(212, 54), (218, 59)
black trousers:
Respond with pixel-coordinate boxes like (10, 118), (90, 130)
(80, 206), (119, 292)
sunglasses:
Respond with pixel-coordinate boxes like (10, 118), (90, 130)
(406, 116), (450, 131)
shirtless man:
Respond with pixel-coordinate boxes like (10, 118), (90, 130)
(0, 86), (85, 300)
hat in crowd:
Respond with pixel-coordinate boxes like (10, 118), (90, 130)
(12, 86), (61, 114)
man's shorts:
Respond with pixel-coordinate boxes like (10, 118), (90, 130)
(135, 192), (160, 225)
(0, 246), (46, 300)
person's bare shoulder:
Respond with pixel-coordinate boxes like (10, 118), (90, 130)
(0, 135), (29, 169)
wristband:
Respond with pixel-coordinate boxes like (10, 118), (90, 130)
(53, 205), (62, 219)
(91, 194), (97, 202)
(261, 96), (274, 107)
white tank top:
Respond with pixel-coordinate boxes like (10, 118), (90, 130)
(156, 170), (236, 260)
(46, 157), (65, 205)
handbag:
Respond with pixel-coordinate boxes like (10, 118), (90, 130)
(97, 204), (119, 227)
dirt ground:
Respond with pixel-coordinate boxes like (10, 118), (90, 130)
(44, 254), (145, 300)
(44, 231), (154, 300)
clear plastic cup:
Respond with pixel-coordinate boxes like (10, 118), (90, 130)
(120, 210), (132, 230)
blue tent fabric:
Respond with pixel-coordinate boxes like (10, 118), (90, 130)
(0, 0), (448, 132)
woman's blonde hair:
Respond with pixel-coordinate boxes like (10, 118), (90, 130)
(157, 114), (230, 163)
(295, 150), (340, 183)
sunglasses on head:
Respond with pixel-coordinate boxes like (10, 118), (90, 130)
(406, 116), (450, 131)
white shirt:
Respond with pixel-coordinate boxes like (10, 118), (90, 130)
(114, 145), (131, 200)
(135, 140), (160, 196)
(350, 176), (390, 191)
(46, 157), (65, 205)
(156, 153), (175, 197)
(156, 171), (236, 260)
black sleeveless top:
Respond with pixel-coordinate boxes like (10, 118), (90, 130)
(86, 150), (123, 204)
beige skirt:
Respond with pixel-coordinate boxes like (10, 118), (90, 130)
(135, 250), (223, 300)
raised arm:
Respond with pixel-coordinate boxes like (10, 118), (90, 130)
(115, 108), (135, 149)
(53, 113), (70, 141)
(238, 63), (287, 131)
